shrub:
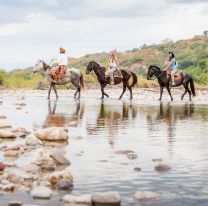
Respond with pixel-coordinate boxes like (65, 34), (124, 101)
(196, 51), (208, 60)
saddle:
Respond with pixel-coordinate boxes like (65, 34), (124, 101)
(105, 66), (123, 78)
(47, 66), (71, 79)
(167, 69), (182, 86)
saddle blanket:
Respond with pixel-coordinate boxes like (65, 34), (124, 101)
(105, 67), (123, 78)
(167, 69), (182, 82)
(47, 67), (71, 79)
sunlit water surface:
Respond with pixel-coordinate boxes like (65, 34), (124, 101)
(1, 97), (208, 206)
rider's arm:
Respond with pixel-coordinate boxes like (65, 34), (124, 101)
(115, 58), (119, 69)
(53, 54), (63, 64)
(163, 60), (173, 71)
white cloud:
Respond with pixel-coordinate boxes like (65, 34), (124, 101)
(0, 1), (207, 70)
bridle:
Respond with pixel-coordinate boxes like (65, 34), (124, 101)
(149, 66), (164, 79)
(90, 61), (105, 75)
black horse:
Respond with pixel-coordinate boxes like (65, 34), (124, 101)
(147, 65), (196, 101)
(86, 61), (137, 100)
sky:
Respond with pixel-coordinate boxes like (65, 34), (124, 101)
(0, 0), (208, 71)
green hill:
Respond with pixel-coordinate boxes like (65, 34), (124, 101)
(0, 35), (208, 90)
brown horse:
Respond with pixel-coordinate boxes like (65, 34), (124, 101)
(86, 61), (137, 100)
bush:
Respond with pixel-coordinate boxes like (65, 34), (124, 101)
(0, 69), (8, 85)
(196, 51), (208, 60)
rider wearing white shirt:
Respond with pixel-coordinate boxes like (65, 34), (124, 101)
(51, 47), (68, 83)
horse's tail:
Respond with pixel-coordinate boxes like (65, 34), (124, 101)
(80, 73), (87, 94)
(129, 71), (138, 88)
(190, 77), (196, 97)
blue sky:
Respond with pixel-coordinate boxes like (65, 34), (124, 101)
(0, 0), (208, 70)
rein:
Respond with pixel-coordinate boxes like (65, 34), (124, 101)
(150, 67), (164, 79)
(91, 62), (105, 75)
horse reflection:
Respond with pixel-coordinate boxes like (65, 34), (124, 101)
(146, 102), (195, 154)
(37, 100), (85, 129)
(86, 101), (138, 147)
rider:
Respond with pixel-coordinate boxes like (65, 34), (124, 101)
(51, 47), (68, 83)
(109, 49), (119, 85)
(163, 52), (177, 86)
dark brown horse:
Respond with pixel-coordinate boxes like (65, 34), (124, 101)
(86, 61), (137, 100)
(147, 65), (196, 101)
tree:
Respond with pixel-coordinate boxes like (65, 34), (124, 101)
(162, 38), (173, 44)
(203, 30), (208, 36)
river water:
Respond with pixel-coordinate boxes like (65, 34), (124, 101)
(1, 97), (208, 206)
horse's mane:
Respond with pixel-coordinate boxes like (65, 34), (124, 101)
(151, 65), (162, 70)
(93, 61), (101, 67)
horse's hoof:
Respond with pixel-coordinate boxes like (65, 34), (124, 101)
(100, 98), (104, 100)
(129, 98), (133, 100)
(118, 97), (121, 100)
(171, 99), (173, 101)
(158, 99), (161, 101)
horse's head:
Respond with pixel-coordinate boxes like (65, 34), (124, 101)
(33, 59), (44, 73)
(147, 65), (154, 80)
(86, 60), (94, 74)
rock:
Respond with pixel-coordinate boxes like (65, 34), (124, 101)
(152, 158), (163, 162)
(9, 201), (23, 206)
(21, 164), (40, 172)
(1, 179), (10, 185)
(92, 192), (121, 204)
(53, 149), (66, 155)
(11, 127), (30, 134)
(49, 151), (70, 165)
(3, 159), (16, 167)
(48, 171), (73, 184)
(154, 164), (171, 172)
(0, 163), (6, 171)
(6, 146), (20, 151)
(31, 186), (53, 199)
(13, 103), (19, 105)
(2, 183), (14, 190)
(31, 148), (46, 164)
(21, 174), (34, 181)
(71, 135), (84, 140)
(25, 135), (43, 146)
(133, 191), (162, 200)
(35, 127), (69, 141)
(0, 145), (7, 151)
(0, 121), (12, 129)
(75, 153), (83, 156)
(127, 153), (138, 160)
(41, 165), (56, 171)
(4, 150), (19, 157)
(20, 103), (26, 106)
(1, 173), (24, 184)
(134, 167), (141, 171)
(56, 179), (73, 190)
(39, 181), (51, 187)
(16, 107), (22, 110)
(120, 162), (130, 165)
(0, 115), (7, 119)
(0, 130), (17, 138)
(15, 132), (26, 137)
(63, 194), (76, 203)
(67, 122), (77, 127)
(63, 194), (92, 204)
(62, 127), (68, 133)
(114, 150), (135, 154)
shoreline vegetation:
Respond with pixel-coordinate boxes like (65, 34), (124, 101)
(0, 36), (208, 90)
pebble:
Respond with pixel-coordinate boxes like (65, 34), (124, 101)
(9, 201), (23, 206)
(134, 167), (141, 171)
(115, 150), (135, 154)
(152, 158), (163, 162)
(154, 164), (171, 172)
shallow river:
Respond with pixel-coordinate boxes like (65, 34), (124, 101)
(1, 97), (208, 206)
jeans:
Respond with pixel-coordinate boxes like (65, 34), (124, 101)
(109, 67), (117, 82)
(171, 68), (177, 84)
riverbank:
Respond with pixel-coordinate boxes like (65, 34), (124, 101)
(0, 87), (208, 101)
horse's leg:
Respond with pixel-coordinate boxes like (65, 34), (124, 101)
(72, 81), (81, 100)
(166, 86), (173, 101)
(182, 83), (191, 101)
(158, 86), (164, 101)
(101, 82), (108, 99)
(48, 85), (52, 99)
(126, 83), (133, 100)
(52, 84), (58, 99)
(181, 86), (188, 101)
(118, 84), (126, 100)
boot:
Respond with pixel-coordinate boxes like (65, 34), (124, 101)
(52, 75), (57, 83)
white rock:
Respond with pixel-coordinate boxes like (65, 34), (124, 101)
(31, 148), (46, 164)
(0, 121), (12, 129)
(31, 186), (53, 199)
(75, 194), (92, 204)
(1, 179), (10, 185)
(133, 191), (162, 200)
(92, 192), (121, 204)
(47, 171), (73, 184)
(2, 183), (14, 190)
(35, 127), (69, 141)
(63, 194), (76, 203)
(39, 181), (51, 187)
(25, 135), (43, 146)
(0, 130), (16, 138)
(3, 159), (17, 167)
(1, 173), (24, 184)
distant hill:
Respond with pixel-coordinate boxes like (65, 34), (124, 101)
(68, 36), (208, 84)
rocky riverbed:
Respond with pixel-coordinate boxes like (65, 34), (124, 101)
(0, 87), (208, 100)
(0, 96), (208, 206)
